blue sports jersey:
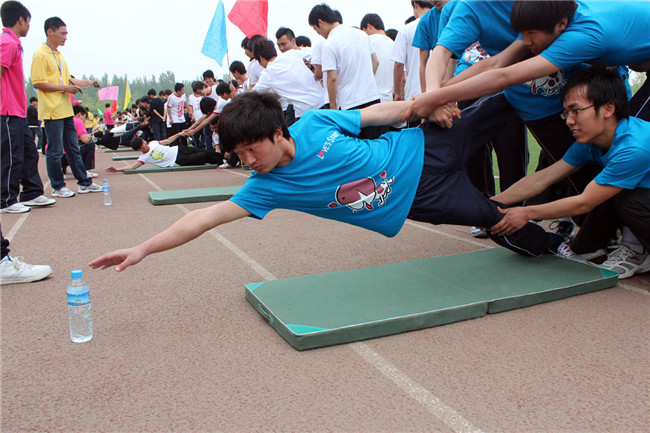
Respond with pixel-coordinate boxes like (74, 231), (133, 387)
(412, 7), (442, 51)
(436, 0), (565, 120)
(230, 110), (425, 237)
(562, 117), (650, 189)
(541, 0), (650, 70)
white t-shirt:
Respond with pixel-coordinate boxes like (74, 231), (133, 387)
(187, 93), (203, 121)
(391, 19), (421, 101)
(248, 59), (264, 86)
(164, 99), (172, 127)
(321, 25), (380, 110)
(137, 141), (178, 167)
(369, 33), (395, 103)
(215, 97), (230, 114)
(254, 50), (325, 118)
(167, 93), (186, 124)
(205, 85), (219, 101)
(310, 39), (329, 106)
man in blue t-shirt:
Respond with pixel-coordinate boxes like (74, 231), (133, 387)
(90, 92), (580, 274)
(492, 66), (650, 279)
(408, 0), (650, 122)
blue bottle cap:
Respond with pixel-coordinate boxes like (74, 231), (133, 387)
(71, 269), (83, 278)
(103, 179), (108, 183)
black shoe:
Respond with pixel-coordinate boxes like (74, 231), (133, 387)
(550, 220), (575, 242)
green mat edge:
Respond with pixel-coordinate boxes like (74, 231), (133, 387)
(245, 286), (488, 351)
(124, 164), (219, 174)
(104, 148), (136, 153)
(112, 155), (139, 160)
(148, 186), (240, 205)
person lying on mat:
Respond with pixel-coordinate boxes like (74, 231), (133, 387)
(94, 117), (152, 151)
(92, 85), (591, 273)
(105, 132), (225, 173)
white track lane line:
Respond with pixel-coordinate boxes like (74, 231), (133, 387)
(137, 171), (480, 433)
(5, 180), (50, 241)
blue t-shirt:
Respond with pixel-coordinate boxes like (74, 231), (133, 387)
(230, 110), (425, 237)
(436, 0), (565, 120)
(562, 117), (650, 189)
(412, 7), (442, 51)
(541, 0), (650, 70)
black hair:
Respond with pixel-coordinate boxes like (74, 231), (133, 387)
(218, 92), (290, 153)
(73, 105), (86, 116)
(29, 96), (38, 103)
(229, 60), (247, 75)
(295, 35), (311, 47)
(275, 26), (295, 40)
(246, 34), (266, 52)
(241, 36), (249, 48)
(216, 82), (231, 96)
(130, 137), (145, 151)
(231, 79), (239, 89)
(191, 80), (206, 93)
(44, 16), (65, 35)
(199, 96), (216, 115)
(163, 89), (172, 96)
(386, 29), (398, 41)
(561, 65), (630, 121)
(202, 69), (215, 80)
(405, 15), (416, 25)
(174, 82), (184, 93)
(308, 4), (341, 26)
(360, 13), (384, 31)
(105, 103), (110, 108)
(410, 1), (434, 9)
(511, 0), (577, 34)
(253, 39), (277, 61)
(1, 1), (30, 28)
(159, 90), (165, 96)
(147, 88), (157, 96)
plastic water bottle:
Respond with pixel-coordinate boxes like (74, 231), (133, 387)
(103, 179), (112, 206)
(67, 270), (93, 343)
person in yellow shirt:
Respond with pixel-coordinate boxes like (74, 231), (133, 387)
(31, 16), (102, 198)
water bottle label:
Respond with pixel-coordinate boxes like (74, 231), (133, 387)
(103, 186), (110, 192)
(68, 292), (90, 306)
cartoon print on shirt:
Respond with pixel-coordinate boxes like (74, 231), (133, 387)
(328, 170), (394, 212)
(150, 150), (165, 161)
(523, 70), (566, 97)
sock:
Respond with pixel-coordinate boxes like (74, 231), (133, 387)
(620, 227), (645, 254)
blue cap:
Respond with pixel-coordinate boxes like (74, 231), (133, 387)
(71, 270), (83, 278)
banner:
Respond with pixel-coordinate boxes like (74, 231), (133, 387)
(98, 86), (119, 101)
(123, 81), (131, 110)
(201, 0), (228, 65)
(228, 0), (268, 38)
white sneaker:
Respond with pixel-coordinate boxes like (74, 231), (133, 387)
(0, 203), (31, 213)
(470, 226), (488, 238)
(86, 170), (99, 178)
(21, 195), (56, 207)
(0, 256), (52, 285)
(219, 162), (234, 169)
(78, 183), (102, 193)
(555, 242), (589, 264)
(600, 246), (650, 279)
(52, 187), (76, 198)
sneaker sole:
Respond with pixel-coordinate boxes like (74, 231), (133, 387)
(77, 189), (102, 194)
(52, 192), (75, 198)
(0, 208), (31, 214)
(20, 201), (55, 207)
(0, 268), (52, 284)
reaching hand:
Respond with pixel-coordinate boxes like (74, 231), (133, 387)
(105, 167), (118, 173)
(402, 90), (443, 122)
(88, 247), (145, 272)
(491, 206), (530, 236)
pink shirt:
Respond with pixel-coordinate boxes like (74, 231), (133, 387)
(73, 116), (87, 138)
(0, 28), (26, 117)
(104, 108), (114, 125)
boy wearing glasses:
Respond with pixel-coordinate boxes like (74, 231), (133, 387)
(492, 66), (650, 279)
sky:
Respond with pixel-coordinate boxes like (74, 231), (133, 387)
(20, 0), (416, 82)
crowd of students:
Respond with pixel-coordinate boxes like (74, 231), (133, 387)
(1, 1), (649, 285)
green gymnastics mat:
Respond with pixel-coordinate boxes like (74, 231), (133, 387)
(148, 186), (241, 205)
(104, 148), (136, 153)
(112, 155), (139, 160)
(124, 164), (219, 174)
(245, 248), (618, 350)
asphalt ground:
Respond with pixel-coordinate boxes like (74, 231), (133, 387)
(1, 149), (648, 432)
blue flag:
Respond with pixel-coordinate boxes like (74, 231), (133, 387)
(201, 0), (228, 66)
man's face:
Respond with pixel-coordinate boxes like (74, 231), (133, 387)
(176, 87), (185, 96)
(520, 19), (566, 56)
(47, 25), (68, 47)
(233, 132), (285, 174)
(311, 21), (328, 39)
(30, 100), (37, 106)
(204, 77), (215, 86)
(562, 85), (608, 144)
(243, 47), (253, 58)
(276, 34), (296, 53)
(17, 16), (30, 37)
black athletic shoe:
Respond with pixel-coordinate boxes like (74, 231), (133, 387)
(550, 220), (575, 242)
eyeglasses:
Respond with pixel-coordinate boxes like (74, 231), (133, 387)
(560, 104), (594, 120)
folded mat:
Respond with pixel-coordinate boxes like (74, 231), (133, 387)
(124, 164), (219, 174)
(148, 186), (241, 205)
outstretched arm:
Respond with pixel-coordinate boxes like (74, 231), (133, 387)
(106, 161), (144, 173)
(160, 131), (185, 146)
(89, 201), (251, 272)
(360, 101), (411, 126)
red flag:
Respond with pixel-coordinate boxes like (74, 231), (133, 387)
(111, 100), (118, 113)
(228, 0), (268, 38)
